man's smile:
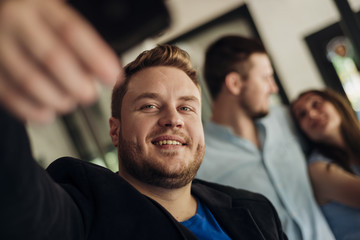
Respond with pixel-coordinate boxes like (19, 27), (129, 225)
(151, 135), (187, 147)
(153, 140), (182, 146)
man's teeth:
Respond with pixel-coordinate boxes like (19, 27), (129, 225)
(155, 140), (182, 145)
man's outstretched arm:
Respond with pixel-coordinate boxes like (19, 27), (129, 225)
(0, 107), (85, 240)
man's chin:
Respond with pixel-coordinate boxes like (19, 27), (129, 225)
(252, 110), (269, 119)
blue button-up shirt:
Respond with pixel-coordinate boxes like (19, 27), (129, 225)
(197, 105), (335, 240)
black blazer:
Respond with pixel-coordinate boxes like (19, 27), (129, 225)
(0, 108), (287, 240)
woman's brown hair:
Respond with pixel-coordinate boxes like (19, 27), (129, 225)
(291, 89), (360, 173)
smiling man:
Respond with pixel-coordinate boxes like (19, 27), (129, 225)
(0, 45), (286, 240)
(110, 65), (204, 193)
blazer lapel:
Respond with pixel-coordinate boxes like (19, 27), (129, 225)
(210, 207), (266, 240)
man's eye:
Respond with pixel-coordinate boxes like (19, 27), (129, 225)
(179, 106), (191, 111)
(142, 105), (156, 109)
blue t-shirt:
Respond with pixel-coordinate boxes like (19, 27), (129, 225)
(181, 199), (231, 240)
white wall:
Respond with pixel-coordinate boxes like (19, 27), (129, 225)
(148, 0), (360, 100)
(246, 0), (360, 100)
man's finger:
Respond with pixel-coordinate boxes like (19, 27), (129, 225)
(42, 1), (122, 85)
(0, 72), (56, 124)
(0, 33), (77, 113)
(14, 8), (99, 104)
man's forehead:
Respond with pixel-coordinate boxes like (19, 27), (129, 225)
(249, 52), (268, 61)
(128, 66), (190, 85)
(125, 66), (201, 101)
(250, 53), (270, 66)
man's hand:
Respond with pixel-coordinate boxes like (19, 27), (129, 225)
(0, 0), (122, 123)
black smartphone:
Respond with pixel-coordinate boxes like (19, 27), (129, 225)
(67, 0), (171, 54)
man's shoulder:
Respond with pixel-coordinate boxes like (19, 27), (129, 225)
(47, 157), (112, 173)
(203, 121), (231, 140)
(46, 157), (117, 185)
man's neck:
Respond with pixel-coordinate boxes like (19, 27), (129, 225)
(211, 99), (261, 148)
(119, 171), (197, 222)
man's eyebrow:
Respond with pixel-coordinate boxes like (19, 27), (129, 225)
(133, 92), (160, 102)
(180, 96), (200, 104)
(133, 93), (200, 104)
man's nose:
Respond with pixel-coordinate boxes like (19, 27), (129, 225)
(158, 108), (184, 128)
(269, 78), (278, 94)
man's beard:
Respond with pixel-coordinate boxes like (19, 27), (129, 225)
(250, 109), (268, 119)
(240, 97), (269, 119)
(117, 129), (204, 189)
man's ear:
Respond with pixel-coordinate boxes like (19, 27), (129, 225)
(224, 72), (242, 96)
(109, 117), (120, 147)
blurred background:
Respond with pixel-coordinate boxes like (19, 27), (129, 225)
(27, 0), (360, 171)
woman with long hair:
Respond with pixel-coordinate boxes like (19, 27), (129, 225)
(291, 89), (360, 240)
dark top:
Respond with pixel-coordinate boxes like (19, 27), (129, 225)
(0, 108), (287, 240)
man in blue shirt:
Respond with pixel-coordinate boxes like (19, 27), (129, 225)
(196, 35), (335, 240)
